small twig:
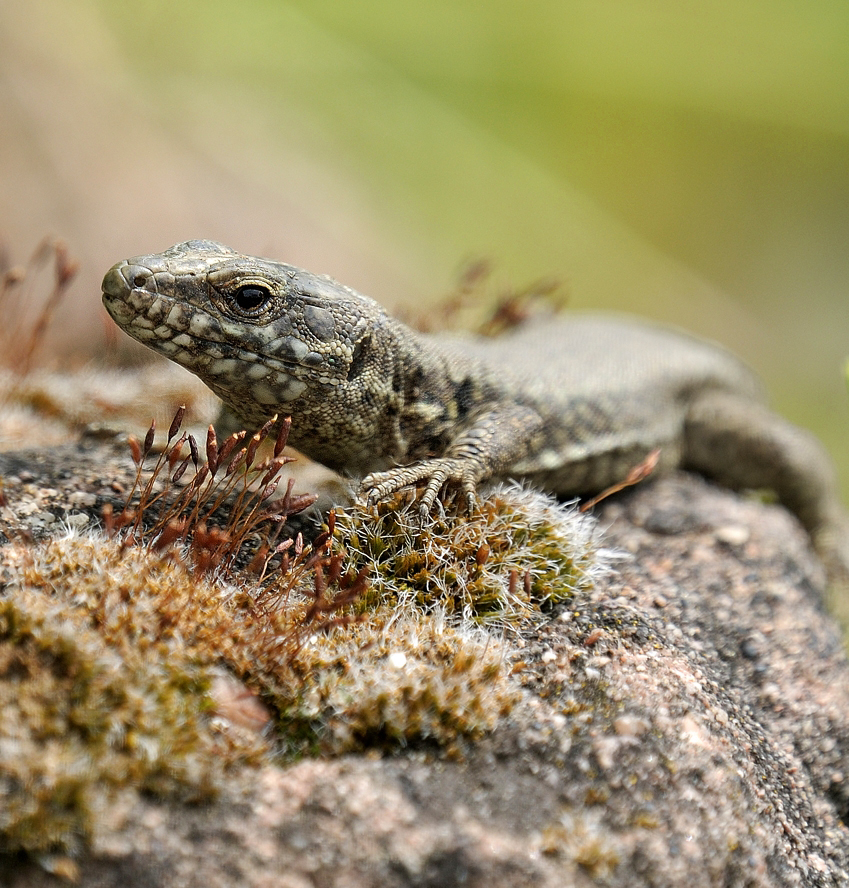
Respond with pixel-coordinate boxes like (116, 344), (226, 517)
(579, 448), (661, 512)
(1, 238), (79, 375)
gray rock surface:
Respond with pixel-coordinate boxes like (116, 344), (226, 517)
(2, 456), (849, 887)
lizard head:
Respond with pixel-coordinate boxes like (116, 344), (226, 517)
(102, 240), (395, 431)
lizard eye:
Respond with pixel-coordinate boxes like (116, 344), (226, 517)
(232, 284), (271, 312)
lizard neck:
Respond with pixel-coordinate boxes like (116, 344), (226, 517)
(386, 323), (496, 463)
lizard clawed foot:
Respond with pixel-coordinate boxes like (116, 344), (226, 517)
(360, 457), (480, 515)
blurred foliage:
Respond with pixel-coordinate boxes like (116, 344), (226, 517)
(91, 0), (849, 286)
(16, 0), (848, 495)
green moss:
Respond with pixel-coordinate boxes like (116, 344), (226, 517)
(336, 483), (600, 624)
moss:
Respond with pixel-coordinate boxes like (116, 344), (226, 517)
(1, 536), (267, 854)
(268, 608), (518, 756)
(539, 809), (621, 879)
(336, 482), (600, 625)
(0, 430), (602, 855)
(0, 516), (524, 851)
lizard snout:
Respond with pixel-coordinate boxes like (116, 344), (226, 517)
(102, 262), (157, 297)
(101, 262), (130, 299)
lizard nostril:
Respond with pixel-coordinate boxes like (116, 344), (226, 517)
(117, 264), (154, 291)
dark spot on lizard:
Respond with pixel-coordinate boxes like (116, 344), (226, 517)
(303, 305), (336, 340)
(453, 377), (476, 420)
(348, 335), (372, 381)
(302, 352), (325, 368)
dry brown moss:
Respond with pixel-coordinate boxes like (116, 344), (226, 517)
(0, 405), (602, 855)
(1, 537), (265, 853)
(0, 525), (521, 852)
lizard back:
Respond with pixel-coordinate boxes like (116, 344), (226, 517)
(428, 315), (765, 493)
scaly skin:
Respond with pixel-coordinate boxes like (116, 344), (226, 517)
(102, 240), (849, 587)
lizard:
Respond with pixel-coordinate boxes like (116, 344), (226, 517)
(101, 239), (849, 588)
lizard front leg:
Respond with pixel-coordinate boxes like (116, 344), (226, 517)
(361, 403), (545, 514)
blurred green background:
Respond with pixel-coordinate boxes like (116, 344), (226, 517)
(1, 0), (847, 491)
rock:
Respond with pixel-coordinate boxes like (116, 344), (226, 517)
(3, 452), (849, 887)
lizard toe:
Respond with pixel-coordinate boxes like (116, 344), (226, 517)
(359, 457), (482, 513)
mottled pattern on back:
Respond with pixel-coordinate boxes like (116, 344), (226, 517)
(428, 317), (762, 491)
